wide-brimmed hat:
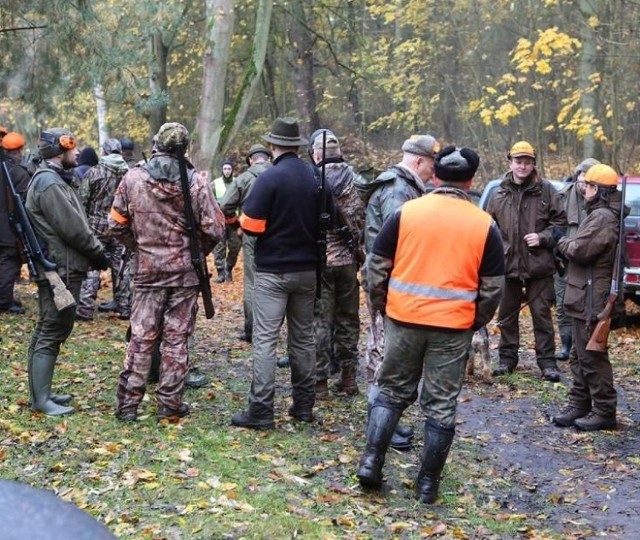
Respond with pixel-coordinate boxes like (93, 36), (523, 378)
(261, 117), (308, 147)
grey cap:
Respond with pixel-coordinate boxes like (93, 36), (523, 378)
(312, 131), (340, 150)
(574, 157), (600, 175)
(401, 134), (440, 158)
(102, 138), (122, 155)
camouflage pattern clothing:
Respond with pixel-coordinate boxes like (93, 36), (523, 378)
(220, 160), (272, 338)
(314, 161), (365, 382)
(77, 154), (131, 319)
(109, 153), (224, 415)
(355, 164), (427, 382)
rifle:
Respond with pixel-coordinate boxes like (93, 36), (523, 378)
(316, 131), (331, 299)
(0, 152), (76, 311)
(586, 174), (626, 352)
(175, 144), (215, 319)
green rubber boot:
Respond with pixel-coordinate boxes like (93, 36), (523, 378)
(28, 353), (72, 406)
(30, 353), (74, 416)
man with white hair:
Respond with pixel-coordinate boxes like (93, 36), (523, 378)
(355, 134), (440, 449)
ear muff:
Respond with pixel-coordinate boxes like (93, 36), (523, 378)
(58, 134), (77, 150)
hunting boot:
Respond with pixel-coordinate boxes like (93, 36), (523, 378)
(357, 405), (401, 488)
(315, 379), (329, 400)
(185, 366), (208, 388)
(27, 352), (71, 406)
(556, 328), (572, 361)
(415, 420), (455, 504)
(367, 385), (412, 450)
(574, 411), (617, 431)
(334, 365), (359, 396)
(30, 353), (74, 416)
(552, 405), (590, 427)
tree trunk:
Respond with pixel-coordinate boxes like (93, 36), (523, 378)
(94, 83), (109, 146)
(219, 0), (273, 156)
(577, 0), (598, 159)
(192, 0), (235, 175)
(288, 1), (319, 135)
(148, 29), (169, 138)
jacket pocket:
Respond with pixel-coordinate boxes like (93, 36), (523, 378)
(563, 274), (586, 316)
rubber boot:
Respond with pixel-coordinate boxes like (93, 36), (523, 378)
(30, 353), (74, 416)
(415, 420), (455, 504)
(367, 385), (412, 450)
(556, 329), (572, 361)
(27, 353), (71, 406)
(357, 405), (401, 488)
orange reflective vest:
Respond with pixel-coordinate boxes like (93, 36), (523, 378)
(386, 194), (492, 329)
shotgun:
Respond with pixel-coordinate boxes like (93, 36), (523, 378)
(175, 144), (215, 319)
(586, 174), (626, 352)
(316, 131), (331, 299)
(1, 151), (75, 311)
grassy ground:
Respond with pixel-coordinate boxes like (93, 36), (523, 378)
(1, 273), (639, 539)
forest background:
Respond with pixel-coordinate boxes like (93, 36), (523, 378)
(1, 0), (639, 182)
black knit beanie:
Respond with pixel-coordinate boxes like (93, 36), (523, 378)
(434, 146), (480, 183)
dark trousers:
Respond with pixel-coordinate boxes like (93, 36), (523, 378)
(0, 246), (21, 310)
(314, 263), (360, 381)
(28, 278), (82, 358)
(498, 276), (556, 371)
(569, 318), (617, 416)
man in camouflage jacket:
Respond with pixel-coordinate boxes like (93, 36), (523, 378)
(109, 122), (224, 421)
(355, 134), (439, 449)
(76, 138), (130, 321)
(310, 130), (365, 398)
(219, 144), (272, 342)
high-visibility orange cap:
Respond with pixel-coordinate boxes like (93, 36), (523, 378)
(508, 141), (536, 160)
(1, 132), (25, 150)
(584, 164), (618, 187)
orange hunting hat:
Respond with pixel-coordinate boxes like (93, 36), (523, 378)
(584, 164), (618, 187)
(507, 141), (536, 160)
(1, 132), (26, 151)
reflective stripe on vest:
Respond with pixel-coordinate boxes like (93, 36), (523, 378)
(386, 194), (492, 329)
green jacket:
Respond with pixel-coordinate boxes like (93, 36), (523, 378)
(26, 163), (104, 280)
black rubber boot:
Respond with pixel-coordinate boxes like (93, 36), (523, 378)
(357, 406), (401, 488)
(415, 420), (455, 504)
(30, 353), (74, 416)
(28, 352), (71, 406)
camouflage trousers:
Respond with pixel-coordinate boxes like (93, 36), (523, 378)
(377, 317), (473, 427)
(364, 294), (385, 384)
(116, 285), (198, 414)
(77, 239), (131, 319)
(314, 263), (360, 381)
(214, 224), (242, 278)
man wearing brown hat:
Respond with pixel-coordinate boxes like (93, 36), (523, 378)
(232, 117), (334, 430)
(488, 141), (566, 382)
(219, 143), (272, 342)
(355, 133), (439, 449)
(358, 146), (504, 503)
(1, 132), (31, 314)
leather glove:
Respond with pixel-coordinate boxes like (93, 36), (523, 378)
(91, 252), (110, 271)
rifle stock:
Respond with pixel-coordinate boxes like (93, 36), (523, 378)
(586, 294), (615, 352)
(1, 154), (75, 311)
(175, 145), (215, 319)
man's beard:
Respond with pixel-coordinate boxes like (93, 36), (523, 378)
(61, 153), (77, 169)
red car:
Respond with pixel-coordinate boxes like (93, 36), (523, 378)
(623, 176), (640, 303)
